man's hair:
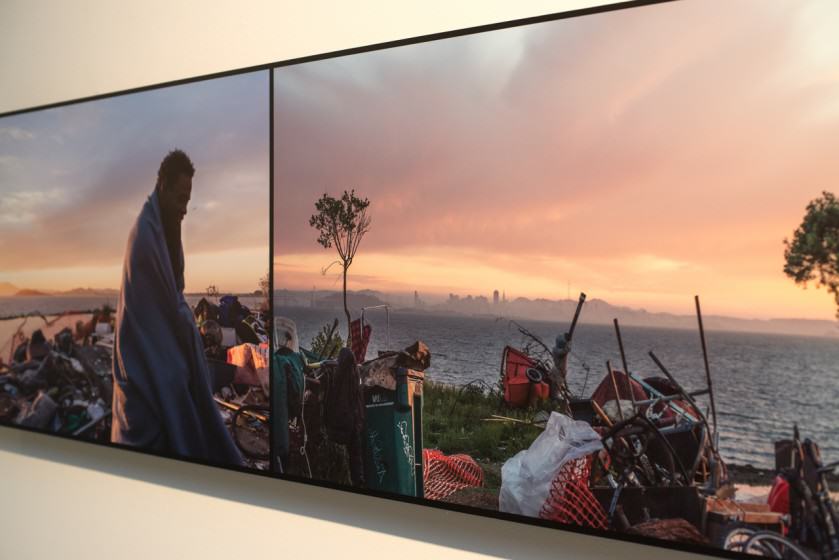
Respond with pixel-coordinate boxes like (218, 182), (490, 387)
(156, 149), (195, 191)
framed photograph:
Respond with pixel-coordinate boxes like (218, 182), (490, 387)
(0, 70), (271, 470)
(270, 0), (839, 557)
(3, 1), (839, 558)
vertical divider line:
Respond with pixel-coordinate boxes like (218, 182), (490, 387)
(268, 68), (276, 474)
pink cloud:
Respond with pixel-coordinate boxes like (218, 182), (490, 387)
(273, 1), (839, 318)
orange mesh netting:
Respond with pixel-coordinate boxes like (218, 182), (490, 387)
(539, 454), (607, 529)
(422, 449), (484, 501)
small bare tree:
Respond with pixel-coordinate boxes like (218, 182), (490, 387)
(309, 190), (371, 341)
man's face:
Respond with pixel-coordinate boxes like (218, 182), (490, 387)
(161, 173), (192, 221)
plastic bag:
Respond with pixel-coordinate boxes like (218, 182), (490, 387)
(499, 412), (602, 517)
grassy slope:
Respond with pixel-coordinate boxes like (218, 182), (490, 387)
(422, 381), (554, 493)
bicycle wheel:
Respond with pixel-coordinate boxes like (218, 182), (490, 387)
(743, 531), (810, 560)
(721, 524), (757, 553)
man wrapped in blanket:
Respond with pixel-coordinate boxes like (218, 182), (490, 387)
(111, 149), (243, 466)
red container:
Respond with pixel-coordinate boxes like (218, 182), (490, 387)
(502, 346), (550, 408)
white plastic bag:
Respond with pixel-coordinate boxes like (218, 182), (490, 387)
(499, 412), (602, 517)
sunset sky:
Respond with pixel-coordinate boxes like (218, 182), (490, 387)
(273, 0), (839, 321)
(0, 71), (268, 294)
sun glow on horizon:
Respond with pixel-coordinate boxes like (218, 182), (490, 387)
(273, 247), (837, 322)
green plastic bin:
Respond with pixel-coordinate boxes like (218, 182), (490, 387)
(363, 367), (424, 497)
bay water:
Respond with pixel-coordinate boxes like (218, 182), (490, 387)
(279, 305), (839, 469)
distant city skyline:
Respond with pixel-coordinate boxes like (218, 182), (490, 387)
(271, 285), (839, 339)
(273, 0), (839, 321)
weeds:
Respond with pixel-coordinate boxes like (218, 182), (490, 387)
(423, 381), (554, 465)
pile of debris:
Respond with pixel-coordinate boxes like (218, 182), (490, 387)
(1, 323), (113, 440)
(498, 294), (839, 558)
(272, 311), (431, 497)
(0, 295), (272, 472)
(196, 294), (270, 471)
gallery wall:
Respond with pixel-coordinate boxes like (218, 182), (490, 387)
(0, 1), (708, 558)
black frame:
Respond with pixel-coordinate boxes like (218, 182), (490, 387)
(0, 1), (772, 557)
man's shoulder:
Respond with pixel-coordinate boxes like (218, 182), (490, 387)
(126, 197), (159, 258)
(132, 210), (155, 241)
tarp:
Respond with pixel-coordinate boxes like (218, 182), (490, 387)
(227, 342), (270, 391)
(499, 412), (602, 518)
(349, 319), (372, 363)
(111, 190), (243, 466)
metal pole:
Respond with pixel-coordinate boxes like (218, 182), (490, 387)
(648, 351), (696, 407)
(694, 295), (718, 435)
(360, 304), (391, 351)
(606, 360), (625, 421)
(214, 397), (269, 423)
(591, 399), (614, 427)
(566, 292), (587, 341)
(626, 370), (699, 423)
(613, 318), (636, 412)
(649, 350), (710, 429)
(72, 410), (112, 437)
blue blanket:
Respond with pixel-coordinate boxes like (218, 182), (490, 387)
(111, 190), (243, 466)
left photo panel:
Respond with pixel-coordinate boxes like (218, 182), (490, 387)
(0, 70), (271, 470)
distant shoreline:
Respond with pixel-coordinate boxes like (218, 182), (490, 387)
(0, 293), (264, 322)
(0, 292), (262, 301)
(0, 291), (261, 298)
(274, 301), (839, 341)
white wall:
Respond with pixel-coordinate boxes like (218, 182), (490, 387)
(0, 1), (710, 558)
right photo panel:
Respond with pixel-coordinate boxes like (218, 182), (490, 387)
(272, 0), (839, 556)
